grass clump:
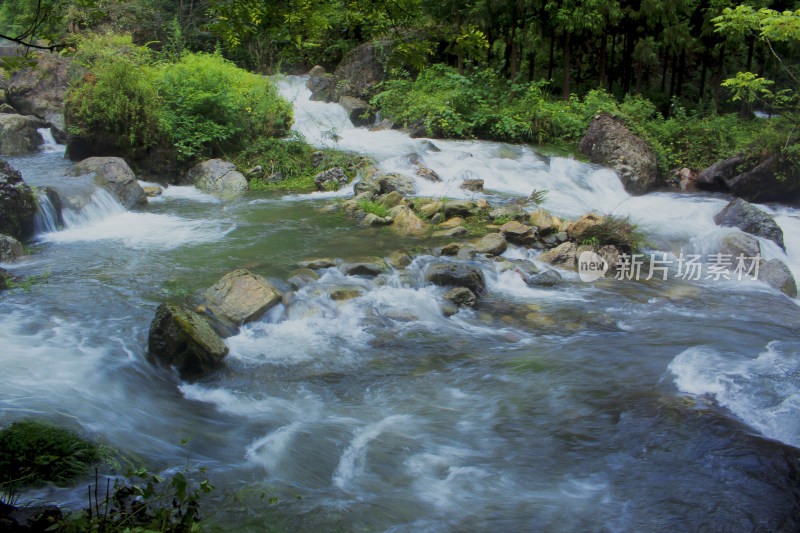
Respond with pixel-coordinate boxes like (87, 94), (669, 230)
(0, 419), (100, 489)
(357, 199), (389, 217)
(580, 215), (648, 253)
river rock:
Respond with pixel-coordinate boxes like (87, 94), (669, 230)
(0, 159), (37, 239)
(473, 233), (508, 256)
(525, 269), (562, 287)
(539, 242), (578, 268)
(440, 242), (464, 256)
(201, 269), (282, 326)
(0, 267), (7, 291)
(297, 258), (337, 269)
(287, 268), (320, 290)
(306, 65), (332, 101)
(433, 226), (468, 238)
(713, 198), (784, 250)
(314, 167), (348, 191)
(443, 287), (477, 308)
(69, 157), (147, 209)
(46, 112), (67, 143)
(355, 172), (415, 196)
(391, 206), (425, 234)
(331, 39), (391, 101)
(440, 217), (465, 229)
(340, 96), (374, 127)
(364, 213), (393, 226)
(341, 256), (387, 276)
(0, 114), (45, 155)
(695, 154), (742, 191)
(488, 206), (525, 221)
(443, 200), (476, 218)
(425, 261), (486, 294)
(0, 502), (63, 533)
(418, 201), (442, 218)
(529, 209), (554, 235)
(143, 186), (163, 197)
(2, 51), (70, 119)
(148, 303), (229, 379)
(387, 250), (413, 268)
(460, 179), (484, 191)
(566, 213), (603, 240)
(759, 259), (797, 298)
(578, 113), (660, 194)
(0, 234), (23, 262)
(500, 221), (537, 245)
(696, 155), (800, 203)
(719, 232), (761, 259)
(184, 159), (248, 195)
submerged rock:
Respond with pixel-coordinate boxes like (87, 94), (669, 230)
(0, 234), (23, 262)
(143, 186), (163, 197)
(330, 287), (364, 301)
(525, 269), (562, 287)
(287, 268), (320, 290)
(184, 159), (248, 195)
(460, 179), (484, 191)
(720, 232), (761, 259)
(148, 303), (229, 379)
(340, 96), (373, 127)
(443, 287), (477, 308)
(0, 159), (37, 239)
(578, 113), (660, 194)
(201, 269), (283, 326)
(340, 256), (387, 276)
(713, 198), (784, 250)
(297, 258), (337, 269)
(386, 250), (413, 269)
(70, 157), (147, 209)
(425, 261), (486, 294)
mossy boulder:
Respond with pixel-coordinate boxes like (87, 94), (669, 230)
(0, 114), (45, 155)
(148, 303), (229, 379)
(184, 159), (248, 196)
(714, 198), (784, 250)
(69, 157), (147, 209)
(0, 234), (24, 262)
(0, 159), (37, 239)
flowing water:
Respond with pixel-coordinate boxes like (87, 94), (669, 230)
(1, 77), (800, 531)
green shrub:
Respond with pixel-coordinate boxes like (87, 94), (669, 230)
(357, 199), (389, 217)
(0, 419), (99, 489)
(580, 215), (648, 253)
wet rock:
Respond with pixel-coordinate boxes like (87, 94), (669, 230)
(143, 186), (163, 197)
(378, 191), (406, 209)
(311, 151), (325, 167)
(0, 159), (37, 239)
(148, 303), (229, 379)
(473, 233), (507, 256)
(70, 157), (147, 209)
(370, 118), (395, 131)
(0, 114), (45, 155)
(340, 96), (374, 127)
(287, 268), (320, 290)
(331, 39), (391, 101)
(443, 287), (477, 308)
(440, 217), (465, 229)
(425, 261), (486, 294)
(45, 112), (66, 143)
(529, 209), (554, 235)
(0, 103), (14, 113)
(476, 198), (489, 210)
(364, 213), (393, 226)
(340, 256), (387, 276)
(566, 213), (603, 240)
(713, 198), (784, 250)
(460, 179), (484, 191)
(433, 226), (468, 238)
(418, 201), (442, 218)
(442, 199), (476, 218)
(500, 221), (537, 245)
(430, 212), (444, 225)
(2, 51), (70, 119)
(488, 205), (524, 221)
(697, 154), (800, 203)
(456, 245), (477, 261)
(440, 242), (464, 256)
(597, 245), (621, 274)
(0, 502), (62, 532)
(525, 269), (562, 287)
(387, 250), (412, 269)
(0, 234), (24, 262)
(298, 258), (337, 269)
(330, 287), (364, 301)
(497, 259), (539, 278)
(539, 242), (578, 268)
(306, 65), (332, 101)
(416, 165), (441, 182)
(578, 113), (660, 194)
(0, 267), (7, 291)
(720, 232), (761, 259)
(355, 172), (415, 196)
(759, 259), (797, 298)
(440, 302), (459, 317)
(183, 159), (248, 195)
(695, 155), (742, 191)
(314, 167), (349, 191)
(391, 206), (425, 234)
(201, 269), (282, 326)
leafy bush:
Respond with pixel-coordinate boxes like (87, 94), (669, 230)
(0, 419), (99, 489)
(580, 215), (648, 253)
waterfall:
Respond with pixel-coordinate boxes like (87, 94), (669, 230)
(61, 189), (126, 228)
(33, 192), (61, 234)
(37, 127), (66, 153)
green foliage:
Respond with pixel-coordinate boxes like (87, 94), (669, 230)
(580, 215), (648, 253)
(357, 199), (389, 217)
(528, 189), (549, 206)
(0, 419), (99, 490)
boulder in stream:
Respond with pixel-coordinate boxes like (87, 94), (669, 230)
(443, 287), (477, 308)
(473, 233), (508, 256)
(0, 159), (37, 239)
(355, 172), (415, 196)
(759, 259), (797, 298)
(0, 234), (24, 262)
(340, 257), (387, 276)
(425, 261), (486, 294)
(0, 114), (45, 155)
(713, 198), (784, 250)
(148, 303), (229, 379)
(539, 242), (578, 268)
(69, 157), (147, 209)
(314, 167), (348, 191)
(201, 269), (283, 327)
(184, 159), (248, 195)
(500, 221), (537, 245)
(339, 96), (374, 127)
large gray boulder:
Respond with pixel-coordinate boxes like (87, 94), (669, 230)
(696, 155), (800, 203)
(0, 234), (23, 262)
(0, 114), (45, 155)
(354, 170), (415, 196)
(201, 269), (283, 327)
(148, 303), (229, 379)
(578, 113), (660, 195)
(70, 157), (147, 209)
(0, 159), (37, 239)
(331, 40), (391, 101)
(340, 95), (374, 127)
(1, 51), (70, 119)
(425, 261), (486, 294)
(713, 198), (784, 250)
(184, 159), (248, 195)
(760, 259), (797, 298)
(306, 65), (332, 101)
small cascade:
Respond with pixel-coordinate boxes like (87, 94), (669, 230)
(33, 192), (61, 234)
(37, 127), (66, 153)
(61, 189), (126, 228)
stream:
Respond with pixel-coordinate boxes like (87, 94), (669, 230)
(1, 77), (800, 531)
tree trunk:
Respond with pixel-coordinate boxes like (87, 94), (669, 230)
(548, 30), (555, 81)
(699, 51), (708, 102)
(676, 47), (686, 97)
(598, 31), (607, 87)
(713, 45), (725, 112)
(562, 33), (571, 100)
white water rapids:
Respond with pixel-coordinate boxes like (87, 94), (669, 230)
(0, 79), (799, 531)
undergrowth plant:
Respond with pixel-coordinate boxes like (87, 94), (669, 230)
(580, 215), (649, 253)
